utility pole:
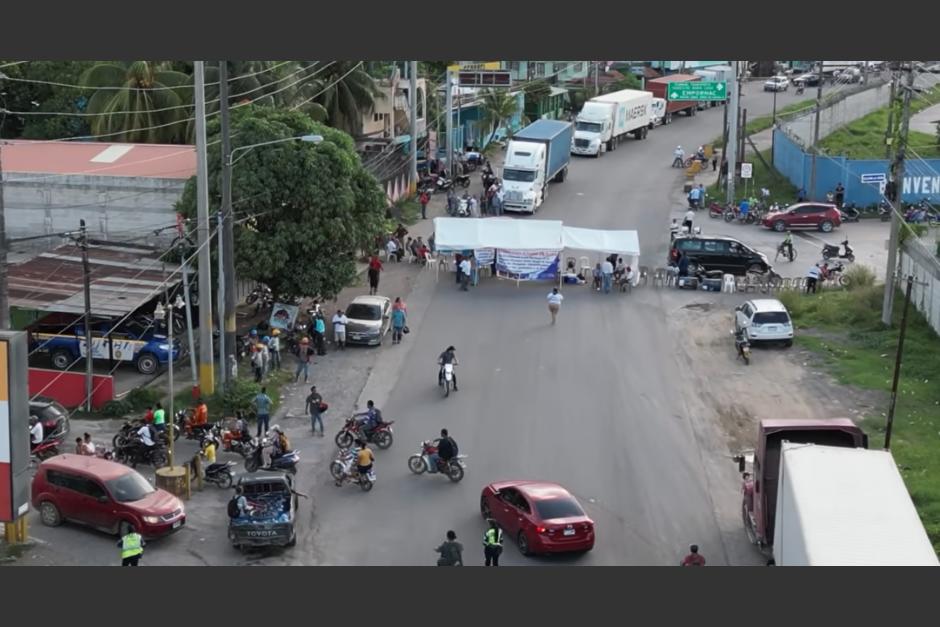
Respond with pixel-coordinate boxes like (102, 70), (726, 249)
(220, 61), (237, 388)
(164, 283), (175, 467)
(882, 63), (915, 327)
(808, 61), (824, 200)
(445, 67), (454, 178)
(0, 87), (10, 330)
(726, 60), (740, 204)
(884, 66), (899, 159)
(409, 60), (418, 193)
(194, 61), (215, 395)
(180, 258), (198, 390)
(884, 275), (914, 450)
(216, 210), (225, 387)
(78, 219), (93, 411)
(594, 61), (599, 95)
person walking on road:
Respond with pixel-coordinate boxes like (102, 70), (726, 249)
(391, 299), (407, 344)
(251, 343), (264, 382)
(459, 256), (471, 292)
(805, 264), (822, 294)
(483, 519), (504, 566)
(547, 287), (564, 324)
(436, 530), (464, 566)
(294, 337), (314, 383)
(118, 525), (145, 566)
(683, 208), (694, 235)
(600, 258), (614, 294)
(254, 386), (273, 437)
(681, 544), (706, 566)
(332, 309), (348, 350)
(368, 253), (383, 295)
(419, 189), (431, 220)
(305, 385), (325, 437)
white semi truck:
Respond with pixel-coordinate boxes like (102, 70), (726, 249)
(571, 89), (652, 157)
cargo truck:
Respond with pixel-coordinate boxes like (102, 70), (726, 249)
(501, 119), (573, 213)
(644, 74), (701, 124)
(692, 69), (722, 109)
(571, 89), (652, 157)
(773, 443), (938, 566)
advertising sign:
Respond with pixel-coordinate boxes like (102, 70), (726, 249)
(268, 303), (300, 331)
(496, 249), (560, 281)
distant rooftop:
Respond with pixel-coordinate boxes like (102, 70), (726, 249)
(1, 140), (196, 180)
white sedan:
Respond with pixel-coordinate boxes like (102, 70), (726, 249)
(763, 76), (790, 92)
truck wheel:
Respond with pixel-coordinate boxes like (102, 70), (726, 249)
(690, 107), (696, 117)
(136, 352), (158, 375)
(51, 349), (74, 370)
(558, 166), (567, 182)
(665, 112), (672, 124)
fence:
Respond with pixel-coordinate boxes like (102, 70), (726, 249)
(776, 78), (892, 148)
(899, 244), (940, 336)
(772, 129), (940, 205)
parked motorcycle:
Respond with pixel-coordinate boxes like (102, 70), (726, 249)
(821, 239), (855, 262)
(407, 441), (467, 483)
(723, 206), (757, 224)
(840, 202), (860, 222)
(112, 419), (179, 448)
(708, 201), (733, 219)
(879, 200), (892, 222)
(334, 418), (394, 450)
(245, 284), (274, 314)
(244, 440), (299, 475)
(733, 329), (751, 366)
(30, 434), (63, 462)
(113, 440), (168, 468)
(199, 460), (236, 489)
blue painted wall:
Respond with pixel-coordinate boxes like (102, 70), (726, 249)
(772, 129), (940, 205)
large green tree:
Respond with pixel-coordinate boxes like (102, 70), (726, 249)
(79, 61), (192, 143)
(0, 61), (93, 139)
(175, 106), (386, 301)
(480, 88), (520, 146)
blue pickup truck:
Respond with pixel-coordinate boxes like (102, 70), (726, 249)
(29, 317), (182, 375)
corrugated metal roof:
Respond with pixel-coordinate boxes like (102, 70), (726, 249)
(7, 242), (180, 317)
(2, 140), (196, 180)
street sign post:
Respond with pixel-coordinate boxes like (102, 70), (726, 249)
(667, 81), (727, 101)
(861, 173), (887, 185)
(740, 163), (753, 179)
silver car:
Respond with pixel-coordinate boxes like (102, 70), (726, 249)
(344, 296), (391, 346)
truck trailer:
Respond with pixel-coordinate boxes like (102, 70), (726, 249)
(773, 443), (938, 566)
(571, 89), (652, 157)
(644, 74), (701, 124)
(501, 119), (573, 213)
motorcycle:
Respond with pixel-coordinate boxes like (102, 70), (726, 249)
(177, 409), (215, 443)
(30, 434), (64, 462)
(821, 239), (855, 262)
(198, 459), (236, 489)
(245, 285), (274, 314)
(840, 202), (860, 223)
(796, 85), (805, 95)
(456, 195), (471, 217)
(407, 441), (467, 483)
(113, 439), (168, 468)
(244, 440), (299, 475)
(775, 240), (797, 263)
(218, 423), (257, 459)
(820, 262), (846, 284)
(453, 173), (471, 189)
(332, 449), (375, 492)
(733, 329), (751, 366)
(334, 417), (394, 450)
(112, 419), (179, 448)
(879, 200), (892, 222)
(683, 155), (708, 168)
(723, 206), (757, 224)
(434, 175), (455, 193)
(441, 362), (456, 398)
(708, 200), (733, 219)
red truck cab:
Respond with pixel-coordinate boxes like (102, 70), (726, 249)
(733, 419), (867, 551)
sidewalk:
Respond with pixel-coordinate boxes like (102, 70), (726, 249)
(911, 102), (940, 136)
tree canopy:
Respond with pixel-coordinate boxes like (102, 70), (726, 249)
(0, 61), (93, 140)
(175, 106), (387, 301)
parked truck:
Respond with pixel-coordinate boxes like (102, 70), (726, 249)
(692, 69), (722, 109)
(734, 418), (939, 565)
(773, 442), (938, 566)
(501, 119), (573, 213)
(644, 74), (702, 125)
(702, 64), (735, 86)
(571, 89), (652, 157)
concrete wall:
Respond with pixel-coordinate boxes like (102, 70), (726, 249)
(4, 172), (186, 247)
(899, 244), (940, 337)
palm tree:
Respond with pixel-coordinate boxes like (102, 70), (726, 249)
(300, 61), (381, 136)
(80, 61), (192, 143)
(480, 88), (520, 147)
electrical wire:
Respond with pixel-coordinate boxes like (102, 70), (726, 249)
(289, 62), (364, 112)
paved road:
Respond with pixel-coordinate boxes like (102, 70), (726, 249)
(298, 84), (804, 566)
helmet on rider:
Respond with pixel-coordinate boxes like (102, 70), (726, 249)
(249, 329), (258, 337)
(272, 329), (280, 336)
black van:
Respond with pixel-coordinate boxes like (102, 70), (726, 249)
(670, 235), (772, 276)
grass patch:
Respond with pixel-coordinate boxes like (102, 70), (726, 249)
(777, 285), (940, 553)
(706, 149), (798, 204)
(710, 98), (817, 145)
(818, 85), (940, 159)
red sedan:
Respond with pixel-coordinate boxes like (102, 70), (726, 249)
(480, 481), (595, 556)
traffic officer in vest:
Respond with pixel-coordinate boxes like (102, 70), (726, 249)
(117, 525), (145, 566)
(483, 518), (504, 567)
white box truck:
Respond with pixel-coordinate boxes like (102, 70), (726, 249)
(501, 119), (573, 213)
(571, 89), (652, 157)
(773, 442), (939, 566)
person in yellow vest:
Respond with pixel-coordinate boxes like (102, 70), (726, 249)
(483, 519), (504, 567)
(117, 525), (145, 566)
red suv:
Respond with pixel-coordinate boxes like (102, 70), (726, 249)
(762, 202), (841, 233)
(31, 454), (185, 538)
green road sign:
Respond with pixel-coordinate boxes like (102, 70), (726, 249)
(667, 81), (727, 101)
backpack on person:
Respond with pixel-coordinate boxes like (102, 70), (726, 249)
(227, 497), (240, 518)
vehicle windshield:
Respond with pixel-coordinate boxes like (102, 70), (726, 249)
(535, 497), (585, 520)
(346, 304), (382, 321)
(575, 121), (602, 133)
(753, 312), (791, 325)
(106, 472), (156, 503)
(503, 168), (536, 182)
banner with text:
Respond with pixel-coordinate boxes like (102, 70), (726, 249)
(474, 248), (495, 265)
(496, 249), (560, 281)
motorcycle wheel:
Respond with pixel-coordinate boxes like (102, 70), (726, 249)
(216, 471), (233, 489)
(743, 352), (750, 366)
(373, 431), (393, 450)
(359, 477), (374, 492)
(407, 455), (427, 474)
(245, 457), (260, 473)
(847, 254), (855, 263)
(151, 450), (168, 468)
(330, 461), (346, 481)
(335, 430), (354, 449)
(444, 379), (451, 398)
(723, 210), (735, 223)
(446, 462), (465, 483)
(822, 249), (832, 260)
(112, 433), (125, 448)
(460, 179), (470, 188)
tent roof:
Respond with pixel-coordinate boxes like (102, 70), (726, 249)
(561, 226), (641, 256)
(433, 217), (564, 250)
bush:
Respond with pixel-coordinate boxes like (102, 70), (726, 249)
(102, 399), (133, 417)
(841, 265), (876, 291)
(219, 377), (262, 418)
(125, 387), (160, 411)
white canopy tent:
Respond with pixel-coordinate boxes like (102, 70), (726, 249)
(561, 226), (642, 286)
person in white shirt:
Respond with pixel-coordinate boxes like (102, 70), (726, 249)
(683, 209), (695, 234)
(82, 433), (96, 456)
(469, 196), (480, 218)
(386, 238), (400, 262)
(806, 264), (822, 294)
(670, 218), (680, 241)
(600, 259), (614, 293)
(332, 310), (349, 350)
(546, 288), (564, 324)
(29, 416), (44, 451)
(458, 257), (472, 291)
(137, 423), (155, 448)
(672, 145), (685, 168)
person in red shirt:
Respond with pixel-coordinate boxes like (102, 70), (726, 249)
(143, 406), (154, 424)
(368, 254), (383, 295)
(681, 544), (706, 566)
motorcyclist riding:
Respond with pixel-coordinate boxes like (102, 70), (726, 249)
(438, 346), (458, 391)
(268, 425), (290, 466)
(780, 232), (794, 261)
(353, 400), (382, 442)
(428, 428), (458, 473)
